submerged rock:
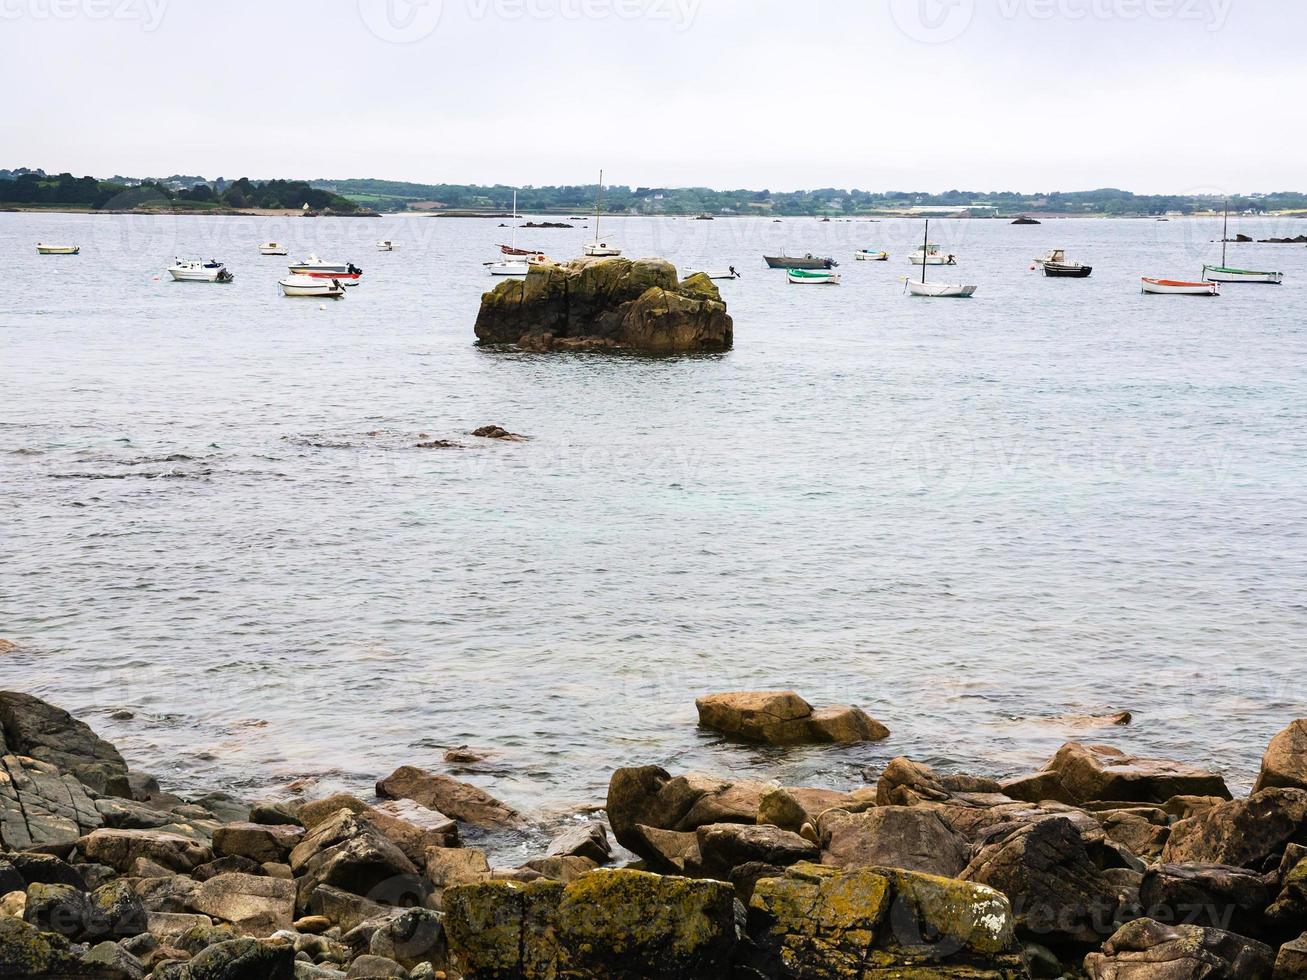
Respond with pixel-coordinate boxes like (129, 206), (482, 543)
(694, 690), (889, 745)
(376, 765), (520, 829)
(474, 257), (732, 353)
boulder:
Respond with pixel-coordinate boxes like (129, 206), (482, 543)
(543, 821), (611, 864)
(185, 936), (296, 980)
(694, 691), (888, 745)
(366, 907), (446, 972)
(376, 766), (519, 828)
(744, 861), (1020, 978)
(425, 847), (490, 892)
(0, 690), (129, 796)
(0, 915), (94, 977)
(248, 799), (302, 827)
(694, 822), (819, 877)
(191, 872), (297, 937)
(0, 752), (105, 850)
(961, 815), (1119, 945)
(194, 855), (263, 881)
(288, 810), (422, 908)
(1096, 809), (1170, 863)
(1255, 719), (1307, 793)
(134, 874), (201, 913)
(84, 879), (148, 940)
(521, 855), (597, 883)
(213, 822), (304, 864)
(605, 764), (672, 849)
(76, 828), (214, 874)
(634, 824), (702, 874)
(297, 795), (457, 865)
(819, 806), (970, 878)
(1043, 743), (1230, 805)
(1276, 933), (1307, 979)
(474, 257), (733, 354)
(345, 953), (405, 978)
(444, 868), (736, 979)
(305, 884), (389, 934)
(7, 852), (88, 889)
(1084, 916), (1274, 979)
(1140, 863), (1273, 939)
(1268, 853), (1307, 929)
(23, 881), (91, 938)
(1161, 789), (1307, 869)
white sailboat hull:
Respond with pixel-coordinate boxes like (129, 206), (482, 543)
(906, 280), (976, 297)
(1201, 266), (1283, 284)
(583, 243), (621, 257)
(488, 260), (530, 276)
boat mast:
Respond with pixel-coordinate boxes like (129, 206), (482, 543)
(922, 219), (929, 284)
(511, 190), (518, 252)
(595, 169), (603, 243)
(1221, 199), (1228, 267)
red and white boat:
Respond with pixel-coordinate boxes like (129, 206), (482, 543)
(1140, 277), (1219, 296)
(288, 254), (362, 285)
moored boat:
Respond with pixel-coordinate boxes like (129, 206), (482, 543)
(288, 254), (357, 275)
(905, 220), (975, 297)
(376, 240), (395, 251)
(854, 249), (889, 261)
(168, 258), (233, 283)
(1202, 202), (1282, 284)
(909, 244), (956, 265)
(686, 267), (740, 280)
(582, 169), (621, 256)
(787, 268), (840, 285)
(1037, 250), (1092, 277)
(1140, 277), (1220, 296)
(36, 243), (80, 255)
(279, 274), (346, 298)
(764, 252), (837, 270)
(259, 242), (288, 255)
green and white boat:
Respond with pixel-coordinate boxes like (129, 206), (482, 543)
(786, 268), (840, 285)
(1203, 204), (1283, 284)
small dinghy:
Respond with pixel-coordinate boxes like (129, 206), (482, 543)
(279, 275), (346, 298)
(904, 220), (975, 297)
(259, 242), (288, 256)
(854, 249), (889, 261)
(1140, 277), (1220, 296)
(787, 268), (840, 285)
(37, 243), (80, 255)
(686, 267), (740, 280)
(376, 240), (396, 251)
(168, 258), (233, 282)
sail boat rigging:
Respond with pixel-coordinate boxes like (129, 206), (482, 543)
(486, 191), (546, 275)
(904, 219), (977, 297)
(1202, 200), (1283, 284)
(583, 169), (621, 257)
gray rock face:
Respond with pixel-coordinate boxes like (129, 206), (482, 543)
(185, 936), (296, 980)
(694, 822), (819, 877)
(191, 872), (298, 937)
(1139, 863), (1273, 939)
(77, 828), (214, 874)
(375, 766), (520, 829)
(1084, 917), (1274, 979)
(0, 752), (105, 850)
(1162, 789), (1307, 869)
(212, 822), (305, 864)
(544, 821), (611, 864)
(819, 806), (970, 878)
(0, 690), (130, 796)
(1042, 742), (1231, 805)
(289, 810), (422, 908)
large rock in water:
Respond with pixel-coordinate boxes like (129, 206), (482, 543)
(695, 690), (889, 745)
(474, 257), (733, 353)
(1036, 742), (1230, 805)
(1254, 718), (1307, 793)
(0, 691), (130, 796)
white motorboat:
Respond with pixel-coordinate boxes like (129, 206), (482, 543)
(905, 220), (975, 297)
(279, 274), (346, 298)
(288, 255), (362, 285)
(1201, 202), (1283, 283)
(854, 249), (889, 261)
(582, 169), (621, 256)
(259, 242), (288, 256)
(787, 268), (840, 285)
(685, 267), (740, 280)
(37, 243), (80, 255)
(1140, 277), (1220, 296)
(376, 240), (395, 251)
(168, 258), (233, 283)
(909, 244), (957, 266)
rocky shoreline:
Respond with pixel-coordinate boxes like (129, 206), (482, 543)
(4, 688), (1307, 978)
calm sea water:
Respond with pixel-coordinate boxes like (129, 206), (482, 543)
(3, 211), (1306, 839)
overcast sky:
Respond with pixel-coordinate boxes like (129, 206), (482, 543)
(2, 0), (1303, 193)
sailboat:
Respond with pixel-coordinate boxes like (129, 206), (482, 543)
(582, 169), (621, 257)
(1202, 202), (1283, 284)
(486, 191), (547, 276)
(905, 220), (975, 297)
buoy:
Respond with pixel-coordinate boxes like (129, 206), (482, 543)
(319, 304), (326, 310)
(152, 275), (160, 280)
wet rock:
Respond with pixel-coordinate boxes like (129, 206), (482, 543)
(475, 256), (733, 354)
(94, 796), (176, 831)
(77, 828), (214, 874)
(695, 690), (889, 745)
(288, 810), (422, 908)
(1161, 788), (1307, 870)
(249, 799), (303, 827)
(961, 815), (1119, 945)
(213, 822), (305, 864)
(185, 936), (296, 979)
(1083, 916), (1274, 979)
(1043, 742), (1231, 805)
(605, 766), (770, 859)
(192, 872), (297, 937)
(376, 766), (519, 829)
(521, 855), (597, 883)
(694, 822), (819, 877)
(1255, 719), (1307, 793)
(543, 821), (611, 864)
(470, 425), (527, 441)
(366, 799), (459, 862)
(0, 690), (130, 796)
(0, 752), (105, 850)
(819, 806), (970, 878)
(192, 793), (251, 825)
(1139, 862), (1273, 939)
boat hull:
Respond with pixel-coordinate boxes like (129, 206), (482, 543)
(1141, 278), (1219, 296)
(765, 255), (835, 269)
(906, 280), (976, 297)
(279, 276), (345, 297)
(688, 270), (739, 280)
(296, 270), (361, 285)
(168, 267), (231, 282)
(259, 244), (288, 255)
(787, 270), (840, 284)
(855, 251), (889, 261)
(1202, 265), (1282, 284)
(37, 245), (80, 255)
(583, 244), (621, 257)
(909, 255), (956, 266)
(488, 261), (530, 276)
(1043, 262), (1092, 278)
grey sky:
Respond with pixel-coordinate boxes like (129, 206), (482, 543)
(2, 0), (1302, 193)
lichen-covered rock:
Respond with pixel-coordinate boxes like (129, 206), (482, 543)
(1083, 916), (1274, 979)
(0, 690), (130, 796)
(474, 257), (732, 353)
(84, 879), (148, 940)
(1161, 789), (1307, 869)
(695, 691), (888, 745)
(1276, 932), (1307, 979)
(376, 766), (519, 829)
(0, 914), (97, 977)
(80, 940), (146, 979)
(444, 868), (736, 979)
(184, 936), (296, 979)
(0, 752), (105, 850)
(1254, 719), (1307, 793)
(367, 907), (447, 972)
(23, 881), (91, 938)
(820, 806), (970, 878)
(1267, 855), (1307, 928)
(1041, 743), (1230, 805)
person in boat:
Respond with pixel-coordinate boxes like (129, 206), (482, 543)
(728, 265), (738, 277)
